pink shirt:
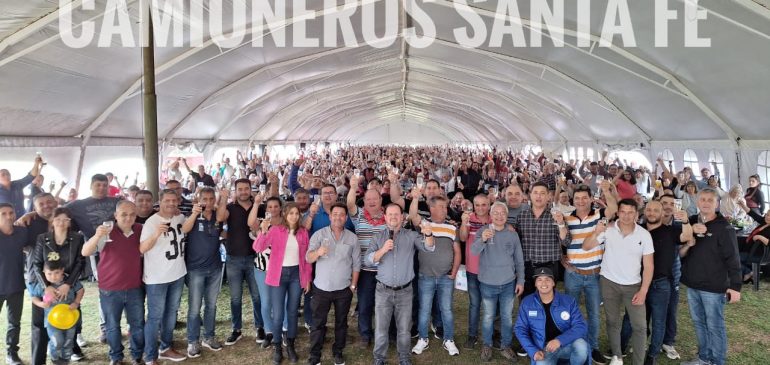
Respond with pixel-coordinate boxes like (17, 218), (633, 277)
(616, 179), (636, 200)
(464, 213), (490, 274)
(253, 226), (313, 288)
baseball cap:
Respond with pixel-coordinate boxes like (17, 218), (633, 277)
(532, 267), (555, 279)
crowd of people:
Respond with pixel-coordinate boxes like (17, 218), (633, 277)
(0, 144), (766, 365)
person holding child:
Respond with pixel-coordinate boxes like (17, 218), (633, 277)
(28, 260), (84, 365)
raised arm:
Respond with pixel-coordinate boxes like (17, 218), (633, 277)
(347, 175), (360, 216)
(216, 189), (230, 223)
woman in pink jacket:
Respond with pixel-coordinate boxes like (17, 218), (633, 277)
(253, 202), (312, 364)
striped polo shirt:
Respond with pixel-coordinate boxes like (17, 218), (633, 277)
(564, 209), (605, 271)
(352, 207), (389, 271)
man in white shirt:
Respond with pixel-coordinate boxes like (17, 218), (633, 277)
(584, 199), (654, 365)
(140, 189), (188, 364)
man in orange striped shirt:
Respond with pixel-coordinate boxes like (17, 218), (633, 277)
(563, 183), (617, 364)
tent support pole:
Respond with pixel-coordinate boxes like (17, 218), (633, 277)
(74, 145), (87, 192)
(142, 14), (160, 198)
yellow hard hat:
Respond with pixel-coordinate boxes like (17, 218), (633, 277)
(47, 304), (79, 330)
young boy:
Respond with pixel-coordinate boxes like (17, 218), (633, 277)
(28, 260), (85, 365)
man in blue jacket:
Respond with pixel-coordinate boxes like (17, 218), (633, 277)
(515, 267), (589, 365)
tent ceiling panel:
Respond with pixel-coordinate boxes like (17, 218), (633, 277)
(0, 0), (769, 146)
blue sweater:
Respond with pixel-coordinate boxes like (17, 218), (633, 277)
(515, 291), (588, 363)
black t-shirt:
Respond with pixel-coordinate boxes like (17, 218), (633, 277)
(648, 224), (682, 280)
(0, 227), (28, 296)
(135, 211), (156, 225)
(190, 172), (216, 187)
(226, 201), (255, 257)
(543, 300), (562, 343)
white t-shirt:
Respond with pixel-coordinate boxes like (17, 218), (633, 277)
(600, 224), (654, 285)
(140, 214), (187, 285)
(282, 233), (300, 267)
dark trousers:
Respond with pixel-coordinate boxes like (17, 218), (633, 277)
(31, 303), (49, 364)
(523, 261), (560, 297)
(0, 291), (23, 356)
(356, 270), (377, 340)
(309, 285), (353, 361)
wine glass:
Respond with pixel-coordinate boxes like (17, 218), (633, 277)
(197, 203), (206, 221)
(696, 215), (706, 237)
(102, 221), (114, 242)
(594, 175), (604, 198)
(673, 199), (683, 223)
(487, 223), (495, 245)
(161, 218), (171, 236)
(321, 238), (330, 258)
(551, 202), (562, 226)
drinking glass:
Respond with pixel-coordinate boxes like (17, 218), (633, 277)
(103, 221), (114, 242)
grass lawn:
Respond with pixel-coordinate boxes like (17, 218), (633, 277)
(3, 279), (770, 365)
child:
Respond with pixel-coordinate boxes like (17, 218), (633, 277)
(28, 260), (84, 365)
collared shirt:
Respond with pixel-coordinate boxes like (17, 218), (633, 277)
(310, 203), (356, 237)
(351, 207), (389, 271)
(516, 208), (571, 263)
(365, 228), (435, 287)
(600, 224), (654, 285)
(307, 227), (360, 292)
(564, 209), (605, 270)
(506, 205), (528, 226)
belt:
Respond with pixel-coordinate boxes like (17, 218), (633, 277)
(377, 281), (410, 291)
(573, 267), (601, 276)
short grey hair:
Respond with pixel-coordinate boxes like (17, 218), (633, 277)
(491, 201), (508, 215)
(697, 187), (721, 202)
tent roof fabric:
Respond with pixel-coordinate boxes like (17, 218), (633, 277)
(1, 0), (769, 146)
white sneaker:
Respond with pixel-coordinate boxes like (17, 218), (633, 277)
(609, 355), (624, 365)
(443, 340), (460, 356)
(412, 338), (429, 355)
(76, 333), (88, 348)
(661, 344), (681, 360)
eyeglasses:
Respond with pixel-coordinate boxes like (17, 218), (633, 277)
(490, 211), (506, 216)
(53, 218), (71, 223)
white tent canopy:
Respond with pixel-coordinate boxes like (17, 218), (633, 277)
(1, 0), (770, 190)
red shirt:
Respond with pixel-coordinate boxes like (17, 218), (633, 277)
(616, 179), (636, 200)
(97, 224), (143, 291)
(108, 185), (121, 197)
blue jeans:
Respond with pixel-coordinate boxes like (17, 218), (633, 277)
(687, 288), (727, 365)
(620, 278), (671, 358)
(480, 281), (514, 348)
(47, 326), (75, 363)
(226, 255), (262, 330)
(466, 272), (481, 338)
(357, 270), (377, 340)
(100, 287), (145, 361)
(564, 270), (601, 350)
(417, 274), (455, 340)
(535, 338), (590, 365)
(144, 277), (184, 362)
(269, 266), (302, 343)
(254, 269), (288, 333)
(664, 250), (681, 346)
(187, 267), (223, 342)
